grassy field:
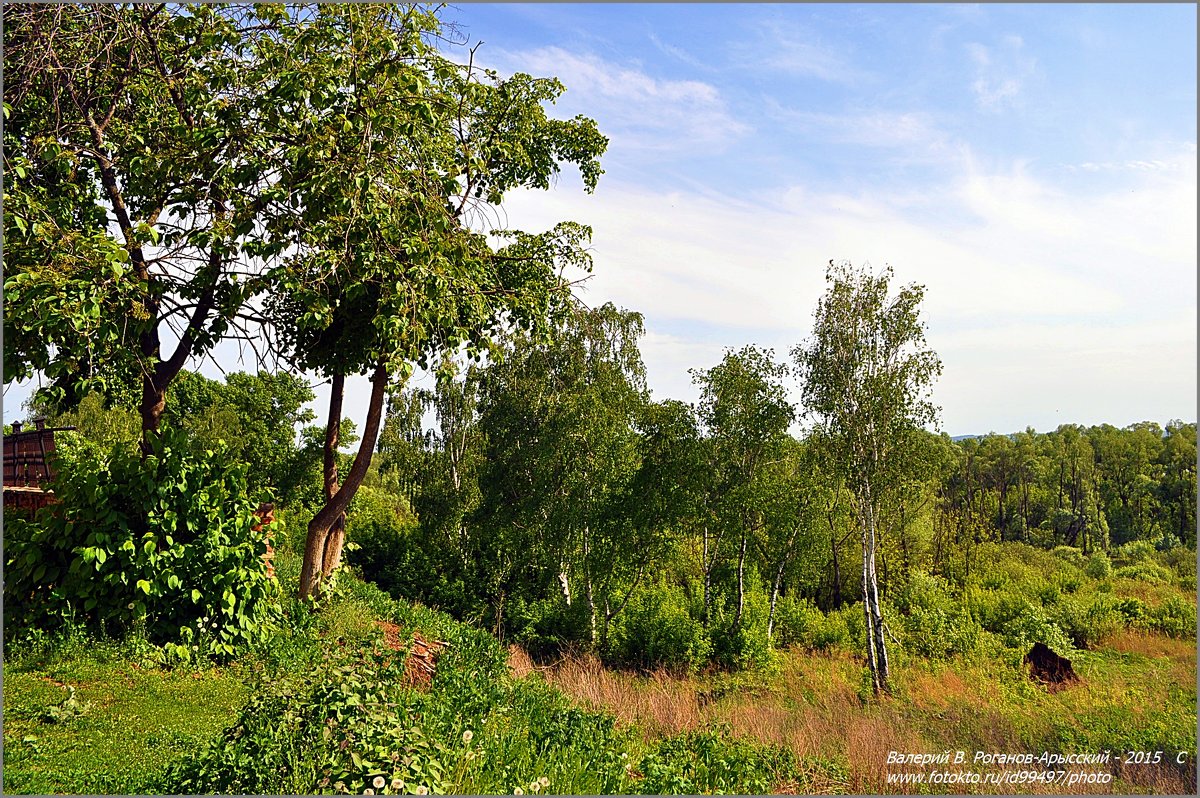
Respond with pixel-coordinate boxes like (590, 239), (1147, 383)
(511, 628), (1196, 794)
(3, 553), (1195, 795)
(2, 635), (251, 794)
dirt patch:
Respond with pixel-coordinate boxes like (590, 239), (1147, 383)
(376, 622), (447, 689)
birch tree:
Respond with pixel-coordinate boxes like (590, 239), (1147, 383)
(793, 261), (941, 694)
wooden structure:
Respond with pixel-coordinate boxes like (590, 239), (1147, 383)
(4, 419), (74, 513)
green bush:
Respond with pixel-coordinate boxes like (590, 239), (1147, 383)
(637, 724), (797, 795)
(1052, 596), (1125, 649)
(1114, 561), (1174, 585)
(1084, 551), (1113, 580)
(162, 641), (447, 795)
(607, 579), (711, 673)
(4, 431), (278, 660)
(342, 485), (418, 593)
(1148, 595), (1197, 639)
(708, 577), (773, 669)
(892, 572), (980, 659)
(1051, 545), (1085, 567)
(1113, 539), (1156, 565)
(771, 594), (825, 649)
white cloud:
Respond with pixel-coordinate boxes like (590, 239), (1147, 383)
(966, 35), (1037, 111)
(492, 143), (1196, 434)
(481, 46), (749, 154)
(730, 20), (869, 84)
(766, 105), (949, 152)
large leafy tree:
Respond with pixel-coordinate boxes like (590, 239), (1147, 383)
(3, 5), (315, 441)
(254, 5), (607, 598)
(691, 346), (794, 637)
(793, 261), (941, 694)
(473, 304), (647, 644)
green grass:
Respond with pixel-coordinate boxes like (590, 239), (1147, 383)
(3, 546), (1194, 795)
(2, 653), (250, 794)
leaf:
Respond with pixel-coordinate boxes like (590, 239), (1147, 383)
(137, 579), (152, 594)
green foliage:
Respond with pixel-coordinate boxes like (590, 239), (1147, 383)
(1148, 595), (1197, 639)
(637, 724), (797, 795)
(608, 579), (712, 673)
(771, 595), (827, 650)
(1051, 545), (1086, 567)
(1084, 550), (1112, 580)
(1114, 561), (1175, 585)
(342, 485), (420, 592)
(892, 572), (981, 659)
(4, 430), (278, 659)
(1051, 595), (1125, 649)
(162, 370), (317, 497)
(48, 392), (140, 454)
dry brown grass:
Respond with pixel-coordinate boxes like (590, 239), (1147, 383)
(505, 644), (1196, 795)
(508, 647), (702, 736)
(1102, 629), (1197, 660)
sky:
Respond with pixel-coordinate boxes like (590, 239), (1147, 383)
(4, 3), (1196, 438)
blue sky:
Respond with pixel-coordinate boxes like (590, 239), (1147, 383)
(443, 2), (1197, 435)
(4, 3), (1194, 437)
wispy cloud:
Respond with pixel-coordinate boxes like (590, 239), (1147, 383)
(730, 20), (870, 84)
(482, 46), (749, 154)
(966, 35), (1037, 111)
(494, 142), (1196, 433)
(766, 105), (949, 152)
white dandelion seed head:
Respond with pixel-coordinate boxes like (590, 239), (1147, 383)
(415, 786), (429, 795)
(539, 777), (550, 787)
(363, 789), (374, 796)
(373, 776), (386, 788)
(391, 778), (403, 791)
(462, 729), (474, 743)
(514, 788), (524, 796)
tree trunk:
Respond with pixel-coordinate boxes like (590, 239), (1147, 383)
(733, 530), (747, 632)
(861, 488), (890, 695)
(767, 559), (786, 645)
(299, 362), (390, 600)
(320, 373), (347, 580)
(702, 525), (713, 628)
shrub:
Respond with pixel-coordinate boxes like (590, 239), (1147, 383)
(1148, 595), (1197, 639)
(1052, 596), (1125, 649)
(342, 485), (418, 594)
(892, 573), (980, 659)
(771, 594), (826, 649)
(1084, 551), (1113, 580)
(1113, 539), (1156, 565)
(638, 724), (797, 795)
(4, 431), (278, 659)
(1114, 562), (1174, 585)
(1051, 545), (1085, 567)
(162, 641), (447, 795)
(708, 576), (773, 669)
(607, 579), (711, 673)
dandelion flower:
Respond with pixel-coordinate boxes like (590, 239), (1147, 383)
(364, 789), (374, 796)
(415, 786), (429, 795)
(514, 788), (524, 796)
(539, 777), (550, 787)
(391, 778), (404, 791)
(373, 776), (386, 789)
(462, 729), (474, 744)
(530, 781), (541, 793)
